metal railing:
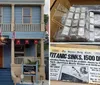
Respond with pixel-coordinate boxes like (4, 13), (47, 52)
(0, 24), (11, 32)
(0, 23), (41, 32)
(15, 23), (41, 32)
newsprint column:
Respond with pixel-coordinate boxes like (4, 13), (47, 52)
(40, 5), (45, 80)
(11, 4), (15, 64)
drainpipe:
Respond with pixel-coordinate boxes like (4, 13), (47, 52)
(11, 4), (15, 64)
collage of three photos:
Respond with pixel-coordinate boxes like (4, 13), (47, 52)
(0, 0), (100, 85)
(50, 0), (100, 85)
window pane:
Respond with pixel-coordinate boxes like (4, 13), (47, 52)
(23, 17), (30, 23)
(23, 8), (30, 16)
(0, 17), (1, 23)
(15, 45), (24, 52)
(15, 53), (24, 57)
(15, 45), (24, 57)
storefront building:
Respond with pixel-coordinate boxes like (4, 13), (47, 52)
(0, 0), (45, 85)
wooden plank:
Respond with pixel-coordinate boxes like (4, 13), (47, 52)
(50, 0), (56, 8)
(51, 81), (93, 85)
(51, 44), (100, 49)
(69, 0), (100, 5)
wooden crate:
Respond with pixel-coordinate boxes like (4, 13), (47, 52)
(50, 0), (100, 42)
(50, 44), (100, 50)
(51, 81), (95, 85)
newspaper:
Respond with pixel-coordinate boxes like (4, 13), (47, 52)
(50, 46), (100, 84)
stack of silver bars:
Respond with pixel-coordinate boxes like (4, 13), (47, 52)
(55, 6), (100, 42)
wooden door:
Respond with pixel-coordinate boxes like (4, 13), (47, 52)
(0, 46), (3, 68)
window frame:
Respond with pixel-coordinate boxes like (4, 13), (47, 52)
(22, 7), (32, 24)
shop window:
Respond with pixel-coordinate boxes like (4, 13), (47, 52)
(15, 45), (25, 57)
